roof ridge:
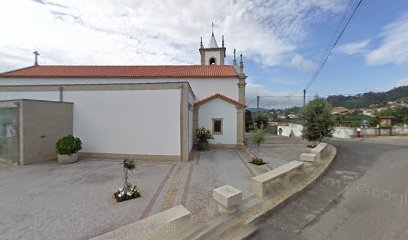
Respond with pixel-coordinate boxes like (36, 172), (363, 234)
(0, 65), (239, 78)
(0, 65), (37, 76)
(17, 64), (235, 67)
(194, 92), (246, 107)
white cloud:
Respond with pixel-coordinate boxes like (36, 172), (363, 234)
(337, 40), (370, 55)
(0, 0), (346, 72)
(290, 54), (317, 71)
(395, 77), (408, 87)
(245, 79), (308, 109)
(365, 14), (408, 65)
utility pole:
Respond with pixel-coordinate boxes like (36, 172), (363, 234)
(256, 95), (260, 115)
(303, 89), (306, 107)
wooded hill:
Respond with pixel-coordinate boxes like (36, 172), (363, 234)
(326, 85), (408, 109)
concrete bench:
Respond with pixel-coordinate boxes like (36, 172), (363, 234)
(90, 205), (190, 240)
(300, 153), (317, 164)
(213, 185), (242, 213)
(251, 161), (304, 197)
(311, 143), (328, 161)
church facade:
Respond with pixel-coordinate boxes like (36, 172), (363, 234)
(0, 32), (246, 163)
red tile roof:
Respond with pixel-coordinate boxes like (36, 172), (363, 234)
(194, 93), (246, 108)
(0, 65), (239, 78)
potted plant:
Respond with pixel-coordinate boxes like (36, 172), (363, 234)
(196, 127), (213, 151)
(55, 135), (82, 164)
(114, 159), (140, 202)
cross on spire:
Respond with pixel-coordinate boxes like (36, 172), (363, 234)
(233, 49), (237, 65)
(33, 51), (40, 66)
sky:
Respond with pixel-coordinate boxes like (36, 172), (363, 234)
(1, 0), (408, 108)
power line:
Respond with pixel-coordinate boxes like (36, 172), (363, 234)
(304, 0), (364, 91)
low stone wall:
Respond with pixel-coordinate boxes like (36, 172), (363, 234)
(277, 124), (303, 137)
(278, 124), (408, 138)
(91, 205), (191, 240)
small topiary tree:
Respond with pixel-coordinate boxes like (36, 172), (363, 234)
(250, 124), (267, 165)
(114, 159), (140, 202)
(301, 97), (335, 146)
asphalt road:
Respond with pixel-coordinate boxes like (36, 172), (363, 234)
(254, 137), (408, 240)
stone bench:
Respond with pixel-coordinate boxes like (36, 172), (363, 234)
(311, 143), (328, 161)
(251, 161), (304, 197)
(300, 153), (317, 164)
(213, 185), (242, 213)
(90, 205), (191, 240)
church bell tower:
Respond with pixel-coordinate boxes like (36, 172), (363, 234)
(199, 23), (226, 65)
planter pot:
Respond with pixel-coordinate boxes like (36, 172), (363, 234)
(198, 141), (209, 151)
(114, 191), (141, 202)
(58, 153), (79, 164)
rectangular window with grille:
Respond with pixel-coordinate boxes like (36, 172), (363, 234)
(212, 118), (223, 135)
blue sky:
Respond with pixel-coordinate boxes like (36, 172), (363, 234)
(1, 0), (408, 108)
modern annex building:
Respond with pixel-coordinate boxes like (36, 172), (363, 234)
(0, 32), (247, 164)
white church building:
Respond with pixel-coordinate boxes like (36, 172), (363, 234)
(0, 32), (247, 164)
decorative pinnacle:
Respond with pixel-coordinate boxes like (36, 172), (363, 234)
(222, 35), (224, 47)
(211, 22), (214, 36)
(200, 37), (203, 48)
(240, 53), (243, 64)
(233, 49), (237, 65)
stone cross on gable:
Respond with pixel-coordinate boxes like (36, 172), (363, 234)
(33, 51), (40, 66)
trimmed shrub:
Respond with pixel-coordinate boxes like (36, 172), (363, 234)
(55, 135), (82, 155)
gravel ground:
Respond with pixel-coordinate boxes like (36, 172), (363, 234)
(0, 159), (176, 240)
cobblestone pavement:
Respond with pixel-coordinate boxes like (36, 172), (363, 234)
(0, 135), (307, 240)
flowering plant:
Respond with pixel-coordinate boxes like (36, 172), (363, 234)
(114, 184), (140, 202)
(196, 127), (213, 142)
(114, 159), (140, 202)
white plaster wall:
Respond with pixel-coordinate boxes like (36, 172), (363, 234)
(278, 124), (303, 137)
(332, 127), (356, 138)
(0, 89), (181, 156)
(189, 109), (193, 152)
(204, 51), (221, 65)
(188, 90), (194, 152)
(392, 127), (408, 135)
(198, 98), (237, 144)
(63, 89), (180, 155)
(276, 124), (408, 138)
(0, 77), (239, 101)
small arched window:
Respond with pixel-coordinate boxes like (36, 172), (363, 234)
(209, 57), (216, 65)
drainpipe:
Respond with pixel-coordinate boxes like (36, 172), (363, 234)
(59, 86), (63, 102)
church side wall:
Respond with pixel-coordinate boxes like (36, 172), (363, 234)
(64, 89), (180, 156)
(0, 77), (239, 101)
(198, 98), (237, 144)
(0, 88), (181, 157)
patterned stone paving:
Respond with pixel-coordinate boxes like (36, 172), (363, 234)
(0, 135), (306, 240)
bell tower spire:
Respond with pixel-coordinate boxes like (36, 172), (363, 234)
(199, 23), (226, 65)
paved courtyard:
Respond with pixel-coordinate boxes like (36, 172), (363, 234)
(246, 134), (310, 169)
(0, 135), (306, 240)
